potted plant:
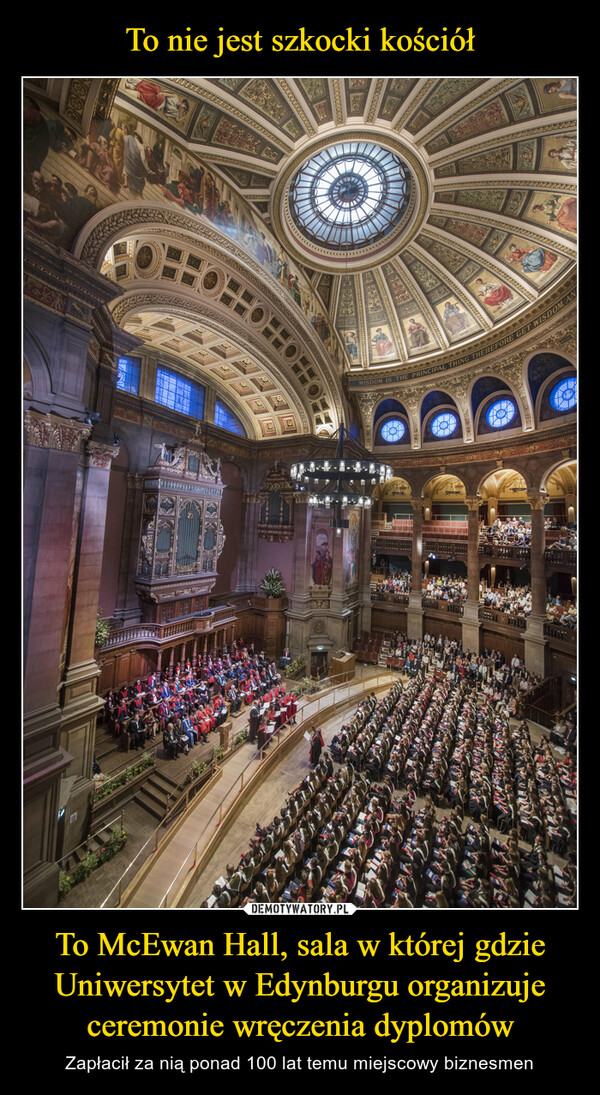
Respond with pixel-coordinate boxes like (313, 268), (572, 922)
(259, 568), (286, 598)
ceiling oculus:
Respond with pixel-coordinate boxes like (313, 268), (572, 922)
(288, 140), (411, 252)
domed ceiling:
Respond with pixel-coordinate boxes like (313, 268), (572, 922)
(159, 75), (576, 367)
(25, 75), (576, 442)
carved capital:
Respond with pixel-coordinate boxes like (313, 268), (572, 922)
(465, 496), (481, 512)
(85, 441), (120, 470)
(24, 409), (91, 452)
(356, 391), (380, 415)
(527, 492), (545, 511)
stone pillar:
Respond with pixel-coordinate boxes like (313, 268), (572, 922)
(374, 488), (384, 523)
(462, 496), (482, 654)
(487, 495), (499, 526)
(23, 410), (92, 906)
(57, 439), (120, 859)
(113, 473), (144, 623)
(358, 504), (372, 637)
(285, 497), (312, 659)
(407, 500), (424, 639)
(236, 492), (261, 593)
(524, 492), (547, 677)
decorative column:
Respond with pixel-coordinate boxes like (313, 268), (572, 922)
(113, 473), (144, 624)
(23, 410), (92, 907)
(524, 492), (547, 677)
(58, 439), (120, 859)
(236, 491), (261, 593)
(285, 496), (313, 659)
(462, 496), (482, 654)
(358, 503), (373, 638)
(407, 499), (425, 639)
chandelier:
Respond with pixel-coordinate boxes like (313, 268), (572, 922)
(290, 423), (392, 530)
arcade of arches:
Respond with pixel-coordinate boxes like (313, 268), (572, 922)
(23, 76), (577, 906)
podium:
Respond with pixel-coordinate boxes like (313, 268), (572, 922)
(331, 653), (355, 682)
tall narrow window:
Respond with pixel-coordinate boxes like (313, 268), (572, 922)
(116, 356), (141, 395)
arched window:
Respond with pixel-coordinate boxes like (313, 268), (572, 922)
(485, 398), (516, 428)
(431, 411), (458, 438)
(214, 399), (246, 436)
(549, 377), (577, 412)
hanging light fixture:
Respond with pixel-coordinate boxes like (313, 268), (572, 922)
(290, 422), (392, 531)
(289, 152), (401, 531)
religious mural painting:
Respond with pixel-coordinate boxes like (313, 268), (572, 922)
(311, 529), (333, 587)
(345, 512), (359, 588)
(22, 86), (344, 372)
(524, 192), (577, 238)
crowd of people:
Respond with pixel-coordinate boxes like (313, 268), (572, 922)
(373, 574), (577, 631)
(204, 664), (576, 909)
(372, 570), (412, 596)
(480, 517), (532, 545)
(481, 583), (577, 629)
(383, 630), (543, 712)
(102, 639), (292, 755)
(423, 575), (468, 602)
(481, 582), (532, 615)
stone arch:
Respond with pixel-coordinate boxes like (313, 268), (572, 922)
(75, 206), (349, 436)
(23, 326), (55, 410)
(419, 389), (466, 445)
(469, 374), (525, 438)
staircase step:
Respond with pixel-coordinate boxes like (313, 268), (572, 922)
(133, 790), (166, 821)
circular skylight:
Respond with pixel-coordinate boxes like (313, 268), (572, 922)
(289, 141), (410, 251)
(486, 398), (516, 429)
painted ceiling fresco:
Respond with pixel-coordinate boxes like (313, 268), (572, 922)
(24, 76), (576, 438)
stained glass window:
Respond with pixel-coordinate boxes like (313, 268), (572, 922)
(431, 412), (458, 438)
(155, 367), (204, 419)
(380, 418), (406, 442)
(289, 141), (410, 251)
(486, 398), (516, 428)
(116, 356), (141, 395)
(550, 377), (577, 412)
(214, 399), (246, 436)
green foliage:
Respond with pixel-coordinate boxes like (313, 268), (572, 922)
(95, 607), (112, 648)
(95, 752), (154, 800)
(184, 759), (208, 785)
(284, 655), (306, 678)
(259, 567), (286, 598)
(58, 829), (128, 900)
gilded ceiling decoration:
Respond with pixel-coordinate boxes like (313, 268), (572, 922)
(24, 75), (576, 444)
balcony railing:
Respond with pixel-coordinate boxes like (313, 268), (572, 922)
(422, 597), (465, 616)
(99, 604), (237, 651)
(544, 622), (576, 643)
(478, 607), (527, 629)
(544, 548), (577, 566)
(478, 542), (531, 561)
